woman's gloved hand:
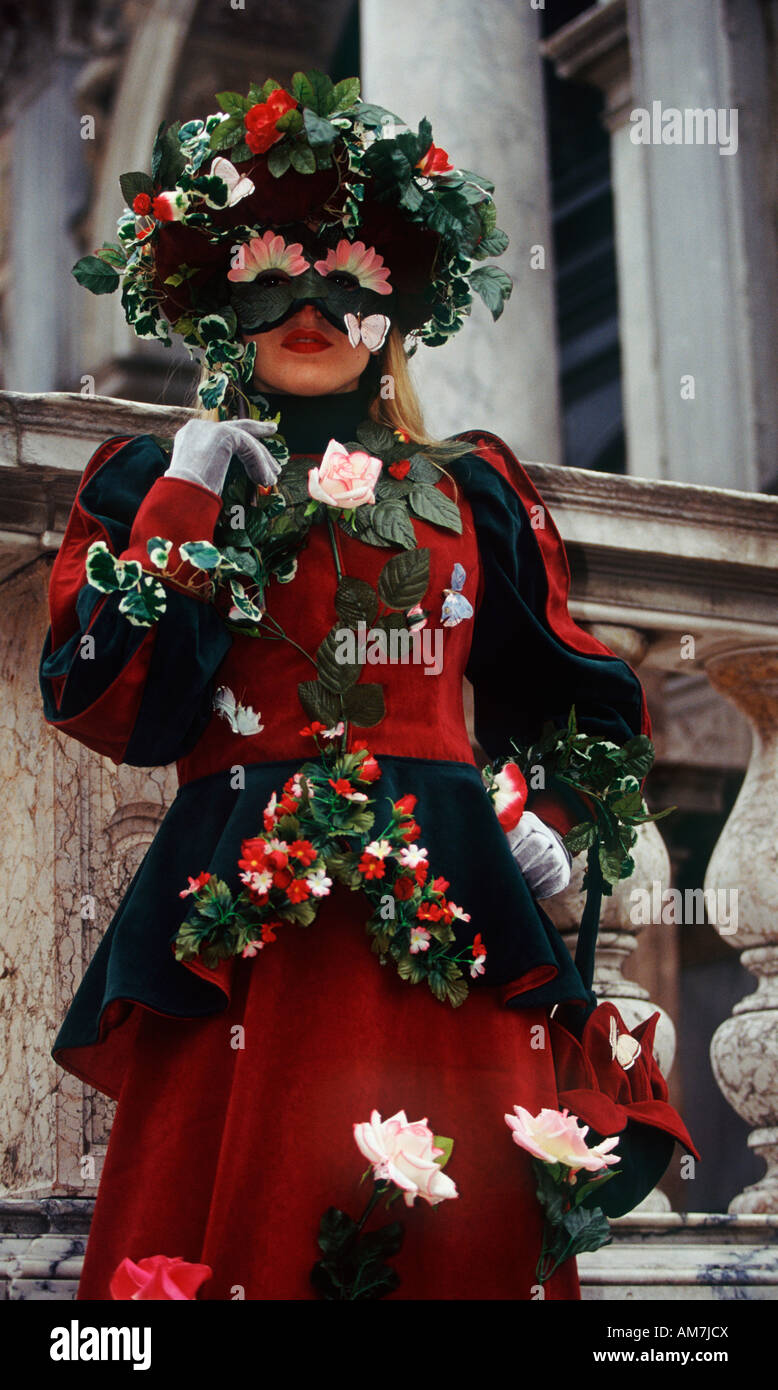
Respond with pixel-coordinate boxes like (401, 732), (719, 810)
(507, 811), (573, 898)
(164, 417), (281, 496)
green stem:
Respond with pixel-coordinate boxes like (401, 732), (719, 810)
(324, 512), (350, 749)
(259, 612), (318, 669)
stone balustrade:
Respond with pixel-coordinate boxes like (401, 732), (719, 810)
(1, 390), (777, 1297)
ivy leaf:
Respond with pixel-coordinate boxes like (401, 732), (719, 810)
(179, 540), (221, 570)
(147, 537), (172, 569)
(377, 548), (430, 609)
(118, 576), (167, 626)
(469, 265), (513, 320)
(72, 255), (120, 294)
(334, 576), (378, 626)
(316, 626), (363, 694)
(371, 500), (417, 549)
(298, 679), (342, 725)
(342, 683), (385, 728)
(119, 171), (155, 205)
(407, 485), (462, 533)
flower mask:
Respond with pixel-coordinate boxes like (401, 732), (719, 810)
(228, 231), (394, 343)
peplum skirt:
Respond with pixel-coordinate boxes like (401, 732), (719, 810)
(75, 883), (580, 1301)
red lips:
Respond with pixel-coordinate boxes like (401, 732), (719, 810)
(281, 328), (333, 354)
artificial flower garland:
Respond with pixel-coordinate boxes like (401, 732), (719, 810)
(174, 723), (484, 1008)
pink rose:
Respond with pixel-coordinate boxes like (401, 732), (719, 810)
(353, 1108), (458, 1207)
(308, 439), (382, 509)
(504, 1105), (620, 1174)
(110, 1254), (212, 1300)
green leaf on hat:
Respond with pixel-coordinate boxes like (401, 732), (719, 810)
(289, 143), (317, 175)
(151, 119), (186, 189)
(216, 90), (251, 116)
(72, 255), (120, 295)
(276, 108), (304, 135)
(209, 115), (244, 152)
(470, 265), (513, 319)
(331, 77), (361, 111)
(305, 70), (335, 116)
(303, 109), (338, 148)
(472, 228), (510, 260)
(119, 171), (155, 205)
(267, 143), (292, 178)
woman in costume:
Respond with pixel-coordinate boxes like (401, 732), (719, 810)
(39, 73), (696, 1301)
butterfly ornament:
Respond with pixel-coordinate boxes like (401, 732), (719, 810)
(609, 1014), (642, 1071)
(344, 311), (391, 352)
(441, 563), (474, 627)
(213, 685), (264, 737)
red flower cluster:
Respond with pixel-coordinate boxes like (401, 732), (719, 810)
(238, 834), (318, 905)
(244, 89), (297, 154)
(132, 193), (153, 216)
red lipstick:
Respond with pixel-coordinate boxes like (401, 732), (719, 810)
(281, 328), (333, 354)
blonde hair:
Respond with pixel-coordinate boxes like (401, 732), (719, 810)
(189, 324), (472, 467)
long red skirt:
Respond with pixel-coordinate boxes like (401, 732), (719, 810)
(76, 885), (579, 1301)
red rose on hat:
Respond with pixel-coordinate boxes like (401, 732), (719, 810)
(244, 89), (298, 154)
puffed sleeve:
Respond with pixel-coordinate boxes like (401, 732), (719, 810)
(39, 433), (233, 767)
(450, 431), (650, 834)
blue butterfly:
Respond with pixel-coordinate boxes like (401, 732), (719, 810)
(441, 563), (474, 627)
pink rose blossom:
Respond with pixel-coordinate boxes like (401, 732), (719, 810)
(354, 1109), (458, 1207)
(504, 1105), (620, 1173)
(308, 439), (383, 508)
(110, 1254), (212, 1301)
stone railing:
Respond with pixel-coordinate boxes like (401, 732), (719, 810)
(1, 391), (777, 1298)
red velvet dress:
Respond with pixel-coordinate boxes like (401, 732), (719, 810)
(39, 393), (653, 1301)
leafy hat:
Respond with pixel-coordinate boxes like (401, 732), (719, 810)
(73, 71), (512, 419)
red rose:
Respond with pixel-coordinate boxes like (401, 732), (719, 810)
(132, 192), (153, 216)
(416, 144), (454, 177)
(244, 89), (297, 154)
(110, 1254), (212, 1301)
(353, 743), (381, 782)
(394, 794), (417, 817)
(400, 819), (422, 843)
(389, 459), (411, 480)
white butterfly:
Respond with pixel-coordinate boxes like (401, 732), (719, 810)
(609, 1014), (642, 1070)
(441, 563), (474, 626)
(344, 312), (391, 352)
(213, 685), (264, 737)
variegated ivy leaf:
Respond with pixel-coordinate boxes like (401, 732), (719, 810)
(118, 574), (167, 626)
(147, 537), (173, 569)
(276, 556), (298, 583)
(199, 311), (237, 344)
(180, 540), (222, 570)
(198, 372), (229, 409)
(85, 541), (142, 592)
(228, 579), (263, 621)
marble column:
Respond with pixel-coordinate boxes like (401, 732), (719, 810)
(360, 0), (562, 464)
(703, 646), (778, 1213)
(542, 0), (778, 490)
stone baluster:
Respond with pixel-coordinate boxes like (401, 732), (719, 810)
(703, 646), (778, 1213)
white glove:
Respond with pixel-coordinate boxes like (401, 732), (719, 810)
(507, 811), (572, 899)
(164, 417), (281, 496)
